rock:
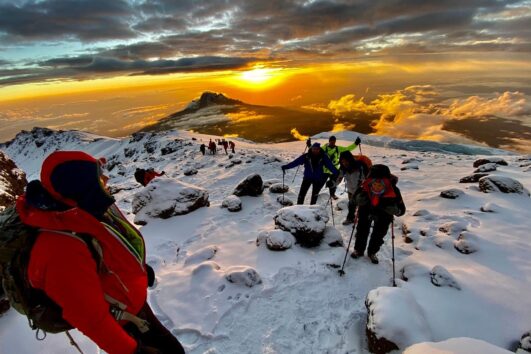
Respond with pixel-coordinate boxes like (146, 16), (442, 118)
(366, 287), (432, 353)
(0, 151), (27, 211)
(474, 163), (497, 173)
(264, 230), (295, 251)
(519, 331), (531, 353)
(0, 298), (9, 317)
(233, 174), (264, 197)
(480, 202), (501, 213)
(400, 262), (430, 281)
(184, 246), (218, 266)
(430, 265), (460, 289)
(404, 338), (514, 354)
(402, 158), (422, 164)
(412, 209), (431, 217)
(454, 231), (480, 254)
(401, 163), (419, 171)
(323, 226), (343, 247)
(132, 179), (209, 225)
(277, 195), (294, 206)
(479, 176), (529, 195)
(225, 266), (262, 287)
(231, 159), (242, 165)
(269, 183), (289, 193)
(263, 179), (281, 188)
(473, 158), (508, 168)
(459, 173), (489, 183)
(438, 221), (467, 236)
(274, 205), (329, 247)
(440, 189), (464, 199)
(183, 168), (198, 176)
(221, 195), (242, 212)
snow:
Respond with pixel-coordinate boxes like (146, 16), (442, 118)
(1, 127), (530, 354)
(274, 205), (329, 247)
(404, 337), (513, 354)
(257, 229), (295, 251)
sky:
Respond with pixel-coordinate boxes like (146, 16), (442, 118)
(0, 0), (530, 151)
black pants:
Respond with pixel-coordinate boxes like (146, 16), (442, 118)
(354, 206), (393, 255)
(125, 303), (185, 354)
(324, 173), (337, 197)
(297, 178), (326, 205)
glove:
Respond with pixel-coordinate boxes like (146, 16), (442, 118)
(355, 136), (361, 145)
(306, 138), (312, 148)
(281, 165), (287, 171)
(161, 171), (166, 175)
(146, 264), (156, 288)
(135, 344), (162, 354)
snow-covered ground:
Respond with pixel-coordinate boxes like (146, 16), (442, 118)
(0, 128), (530, 353)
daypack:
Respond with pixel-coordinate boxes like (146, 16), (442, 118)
(354, 155), (372, 177)
(0, 205), (75, 334)
(134, 168), (146, 185)
(360, 164), (406, 216)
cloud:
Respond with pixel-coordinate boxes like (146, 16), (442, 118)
(290, 128), (309, 141)
(444, 91), (531, 118)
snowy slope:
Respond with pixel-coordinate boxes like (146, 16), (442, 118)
(0, 128), (530, 354)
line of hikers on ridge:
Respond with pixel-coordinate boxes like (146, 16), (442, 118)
(199, 138), (236, 156)
(0, 135), (404, 354)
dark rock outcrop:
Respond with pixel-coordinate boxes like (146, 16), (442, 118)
(233, 174), (264, 197)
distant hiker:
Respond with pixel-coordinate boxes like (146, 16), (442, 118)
(229, 140), (235, 153)
(0, 151), (185, 354)
(200, 144), (206, 155)
(282, 143), (338, 205)
(328, 151), (368, 225)
(135, 167), (165, 187)
(323, 135), (361, 199)
(222, 140), (229, 155)
(352, 164), (406, 264)
(208, 139), (217, 155)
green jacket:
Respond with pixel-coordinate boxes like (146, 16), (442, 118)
(322, 142), (359, 174)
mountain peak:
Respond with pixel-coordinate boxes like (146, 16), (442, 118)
(186, 91), (241, 111)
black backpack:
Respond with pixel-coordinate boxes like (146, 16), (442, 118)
(366, 164), (406, 216)
(134, 168), (146, 185)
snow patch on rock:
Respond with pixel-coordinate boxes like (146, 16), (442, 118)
(225, 266), (262, 287)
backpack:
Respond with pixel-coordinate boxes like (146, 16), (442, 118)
(0, 205), (75, 334)
(354, 155), (372, 177)
(362, 164), (406, 216)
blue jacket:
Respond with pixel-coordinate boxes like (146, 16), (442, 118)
(283, 150), (338, 181)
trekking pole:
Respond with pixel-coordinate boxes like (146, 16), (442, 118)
(359, 142), (363, 156)
(291, 145), (308, 183)
(391, 219), (397, 287)
(65, 331), (85, 354)
(282, 170), (286, 204)
(338, 208), (358, 276)
(330, 197), (335, 226)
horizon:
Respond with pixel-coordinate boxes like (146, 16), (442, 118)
(0, 0), (530, 152)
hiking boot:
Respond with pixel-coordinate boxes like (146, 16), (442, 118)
(368, 254), (379, 264)
(342, 218), (354, 225)
(351, 250), (362, 259)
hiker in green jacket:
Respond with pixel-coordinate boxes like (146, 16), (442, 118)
(323, 135), (361, 199)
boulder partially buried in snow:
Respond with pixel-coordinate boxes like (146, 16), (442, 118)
(233, 174), (264, 197)
(366, 287), (432, 354)
(459, 173), (489, 183)
(256, 230), (294, 250)
(274, 205), (329, 247)
(519, 331), (531, 353)
(440, 189), (464, 199)
(263, 179), (281, 188)
(323, 226), (343, 247)
(473, 158), (508, 168)
(474, 163), (497, 173)
(404, 338), (513, 354)
(479, 176), (529, 195)
(277, 195), (294, 206)
(183, 167), (198, 176)
(269, 183), (289, 193)
(184, 246), (218, 266)
(221, 195), (242, 212)
(225, 266), (262, 287)
(132, 178), (209, 225)
(430, 265), (460, 290)
(454, 231), (480, 254)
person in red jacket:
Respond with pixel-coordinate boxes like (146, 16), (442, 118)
(17, 151), (184, 354)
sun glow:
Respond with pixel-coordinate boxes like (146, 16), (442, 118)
(230, 67), (287, 89)
(240, 68), (274, 84)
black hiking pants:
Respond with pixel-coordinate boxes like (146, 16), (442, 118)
(324, 173), (337, 197)
(354, 206), (393, 255)
(125, 302), (185, 354)
(297, 178), (326, 205)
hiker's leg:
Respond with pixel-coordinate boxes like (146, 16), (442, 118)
(346, 192), (356, 220)
(297, 179), (312, 204)
(127, 303), (185, 354)
(354, 206), (371, 253)
(310, 179), (326, 205)
(367, 211), (393, 255)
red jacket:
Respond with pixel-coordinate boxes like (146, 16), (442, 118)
(143, 170), (163, 186)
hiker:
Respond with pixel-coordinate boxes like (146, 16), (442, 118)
(328, 151), (368, 225)
(282, 143), (338, 205)
(200, 144), (206, 156)
(5, 151), (185, 354)
(135, 168), (165, 187)
(351, 164), (406, 264)
(208, 139), (217, 155)
(229, 141), (235, 153)
(222, 140), (229, 155)
(323, 136), (361, 199)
